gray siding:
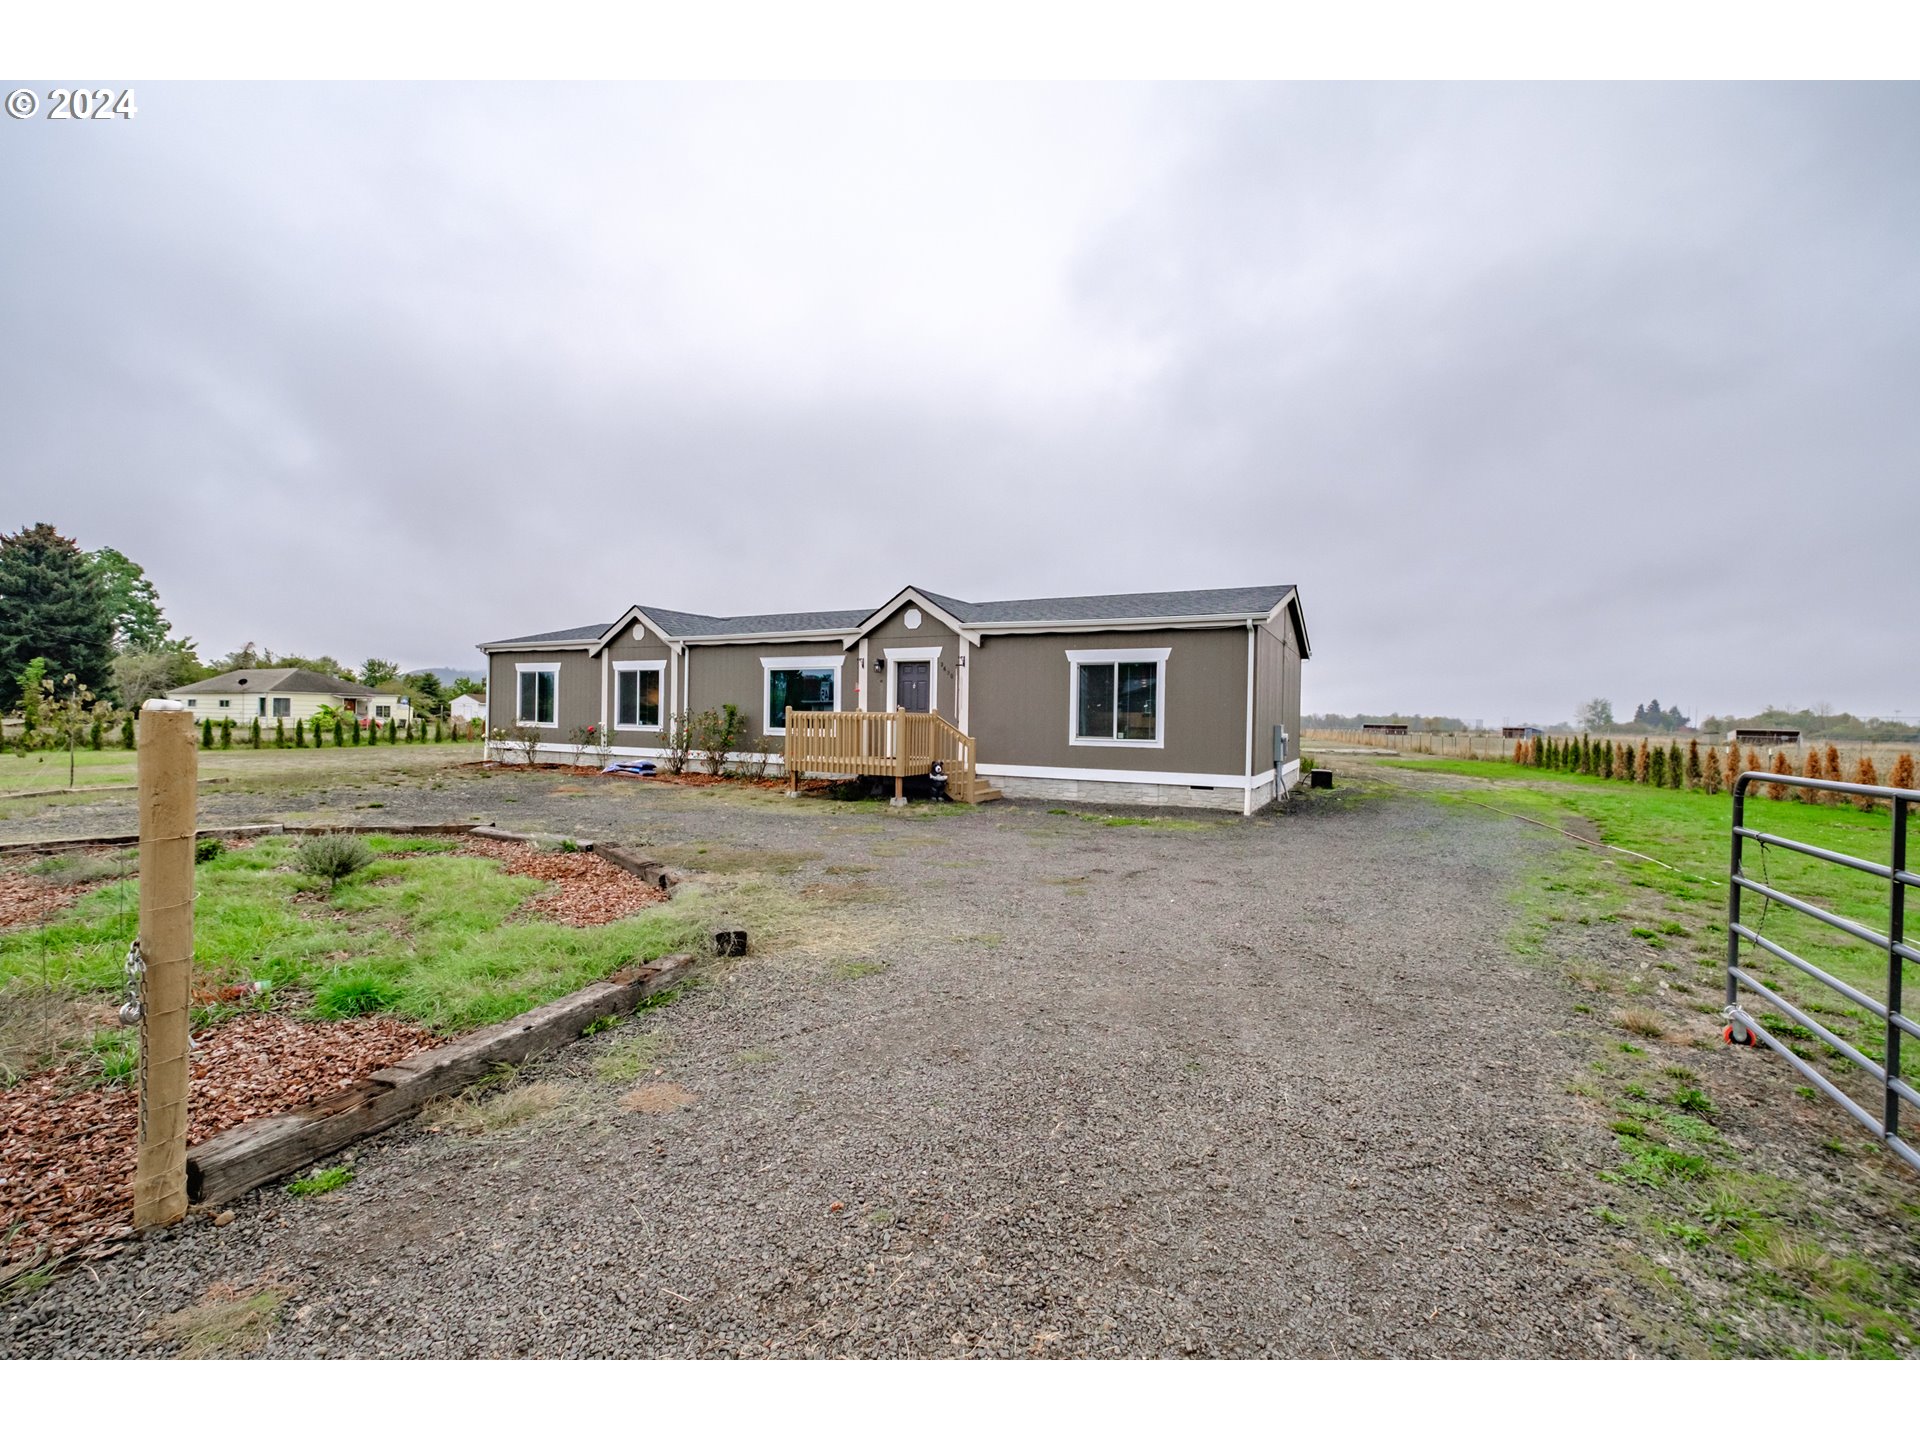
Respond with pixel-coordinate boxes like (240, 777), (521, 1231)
(1251, 609), (1302, 773)
(684, 640), (855, 744)
(603, 623), (675, 741)
(486, 649), (599, 737)
(969, 626), (1249, 776)
(863, 601), (961, 723)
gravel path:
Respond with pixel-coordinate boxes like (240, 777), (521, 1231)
(1, 768), (1637, 1357)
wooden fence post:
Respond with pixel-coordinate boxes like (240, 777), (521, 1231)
(134, 699), (195, 1229)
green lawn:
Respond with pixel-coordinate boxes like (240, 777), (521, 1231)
(1, 834), (716, 1083)
(0, 738), (482, 794)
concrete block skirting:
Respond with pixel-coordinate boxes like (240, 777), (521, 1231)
(992, 774), (1248, 812)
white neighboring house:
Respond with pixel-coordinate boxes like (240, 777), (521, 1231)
(166, 668), (413, 730)
(451, 692), (486, 724)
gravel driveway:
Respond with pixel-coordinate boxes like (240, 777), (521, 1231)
(2, 768), (1636, 1357)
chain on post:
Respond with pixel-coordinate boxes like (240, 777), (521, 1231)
(118, 936), (145, 1027)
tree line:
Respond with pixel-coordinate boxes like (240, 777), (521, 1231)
(1515, 732), (1917, 809)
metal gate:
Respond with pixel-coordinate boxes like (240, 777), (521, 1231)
(1725, 769), (1917, 1171)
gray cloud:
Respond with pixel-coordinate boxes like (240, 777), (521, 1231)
(2, 82), (1914, 723)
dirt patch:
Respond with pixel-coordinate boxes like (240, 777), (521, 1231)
(458, 835), (666, 926)
(0, 1013), (435, 1268)
(620, 1082), (696, 1115)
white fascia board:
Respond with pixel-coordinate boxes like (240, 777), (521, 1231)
(587, 605), (676, 656)
(845, 586), (978, 646)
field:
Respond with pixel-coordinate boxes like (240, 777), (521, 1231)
(1309, 727), (1920, 778)
(0, 736), (483, 798)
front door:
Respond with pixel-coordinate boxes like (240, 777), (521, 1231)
(895, 661), (931, 713)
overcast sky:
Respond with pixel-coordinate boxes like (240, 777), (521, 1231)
(3, 83), (1914, 723)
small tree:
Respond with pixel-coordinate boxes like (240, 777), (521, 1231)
(42, 672), (96, 788)
(1824, 744), (1843, 805)
(1854, 755), (1880, 811)
(220, 717), (233, 749)
(568, 725), (594, 769)
(202, 715), (214, 748)
(1666, 740), (1683, 789)
(251, 717), (262, 749)
(335, 718), (345, 746)
(294, 718), (306, 748)
(1649, 744), (1667, 788)
(1703, 747), (1723, 795)
(1685, 738), (1702, 789)
(1890, 752), (1915, 796)
(89, 712), (103, 750)
(386, 717), (397, 743)
(120, 714), (135, 749)
(1512, 740), (1526, 765)
(1794, 747), (1818, 801)
(1747, 748), (1763, 785)
(1766, 752), (1790, 801)
(1636, 738), (1651, 784)
(1599, 739), (1613, 779)
(434, 720), (443, 743)
(275, 718), (286, 748)
(351, 715), (362, 745)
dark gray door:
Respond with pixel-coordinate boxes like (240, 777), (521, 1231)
(896, 661), (931, 713)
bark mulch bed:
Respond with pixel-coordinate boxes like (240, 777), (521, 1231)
(0, 1014), (436, 1271)
(0, 866), (120, 934)
(458, 835), (667, 926)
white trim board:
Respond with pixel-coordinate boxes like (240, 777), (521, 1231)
(611, 659), (666, 731)
(978, 762), (1276, 789)
(760, 654), (846, 736)
(882, 645), (942, 713)
(1066, 646), (1170, 751)
(513, 662), (561, 729)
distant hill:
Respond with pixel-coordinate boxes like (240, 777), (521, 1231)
(412, 668), (484, 687)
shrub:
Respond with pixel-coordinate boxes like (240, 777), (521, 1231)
(664, 713), (696, 775)
(1766, 752), (1789, 800)
(386, 718), (397, 743)
(121, 715), (134, 749)
(89, 716), (103, 750)
(293, 718), (306, 748)
(1855, 755), (1880, 811)
(1666, 741), (1684, 789)
(312, 968), (399, 1018)
(1685, 738), (1701, 789)
(1703, 747), (1723, 795)
(220, 718), (233, 749)
(274, 719), (285, 749)
(1891, 752), (1916, 795)
(434, 720), (443, 743)
(352, 716), (363, 745)
(334, 718), (344, 746)
(1634, 738), (1650, 784)
(201, 716), (214, 748)
(367, 716), (378, 744)
(1649, 744), (1666, 788)
(1747, 748), (1763, 782)
(1824, 744), (1843, 804)
(492, 724), (540, 767)
(297, 832), (373, 889)
(694, 704), (744, 777)
(250, 717), (261, 748)
(195, 836), (224, 864)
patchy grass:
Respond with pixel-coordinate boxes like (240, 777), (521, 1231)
(428, 1079), (568, 1135)
(1381, 754), (1920, 1357)
(652, 844), (823, 875)
(286, 1165), (353, 1196)
(832, 958), (889, 980)
(1045, 808), (1221, 831)
(152, 1282), (291, 1357)
(0, 834), (732, 1042)
(593, 1031), (669, 1083)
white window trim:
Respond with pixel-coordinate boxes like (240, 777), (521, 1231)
(612, 659), (666, 732)
(882, 645), (942, 714)
(514, 662), (561, 729)
(760, 655), (845, 735)
(1066, 646), (1170, 750)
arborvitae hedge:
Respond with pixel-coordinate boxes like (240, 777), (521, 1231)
(1666, 741), (1683, 789)
(1649, 745), (1666, 788)
(1890, 752), (1915, 794)
(1855, 756), (1880, 811)
(1766, 752), (1790, 800)
(1636, 738), (1651, 783)
(1703, 747), (1723, 794)
(1685, 738), (1702, 789)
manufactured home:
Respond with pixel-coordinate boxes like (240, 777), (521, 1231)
(167, 668), (412, 728)
(478, 584), (1309, 813)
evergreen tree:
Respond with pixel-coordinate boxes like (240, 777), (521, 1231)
(433, 720), (443, 743)
(1703, 747), (1723, 795)
(294, 718), (306, 748)
(1685, 738), (1702, 789)
(334, 718), (344, 746)
(1825, 745), (1843, 805)
(1854, 756), (1880, 811)
(1636, 738), (1652, 783)
(1599, 740), (1612, 779)
(353, 716), (363, 744)
(0, 524), (115, 709)
(1667, 740), (1684, 788)
(90, 715), (103, 750)
(220, 718), (232, 749)
(202, 716), (213, 748)
(275, 718), (285, 748)
(120, 714), (134, 749)
(1650, 745), (1667, 788)
(1889, 752), (1915, 796)
(386, 717), (397, 743)
(251, 717), (261, 748)
(87, 547), (173, 652)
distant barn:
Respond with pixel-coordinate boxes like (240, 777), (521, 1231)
(1501, 725), (1542, 739)
(1729, 727), (1802, 747)
(1362, 722), (1410, 736)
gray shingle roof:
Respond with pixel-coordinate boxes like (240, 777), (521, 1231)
(912, 585), (1296, 626)
(170, 668), (381, 697)
(481, 622), (615, 647)
(481, 585), (1302, 650)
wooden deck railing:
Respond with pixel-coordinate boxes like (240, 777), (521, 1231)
(784, 708), (978, 800)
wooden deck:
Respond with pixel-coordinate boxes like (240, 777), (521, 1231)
(782, 708), (1001, 803)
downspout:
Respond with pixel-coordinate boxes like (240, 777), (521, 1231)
(1243, 621), (1256, 816)
(858, 638), (869, 711)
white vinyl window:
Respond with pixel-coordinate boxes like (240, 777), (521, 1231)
(515, 663), (560, 727)
(374, 704), (391, 719)
(271, 697), (292, 719)
(1067, 647), (1169, 748)
(761, 656), (843, 734)
(218, 698), (231, 708)
(613, 661), (664, 730)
